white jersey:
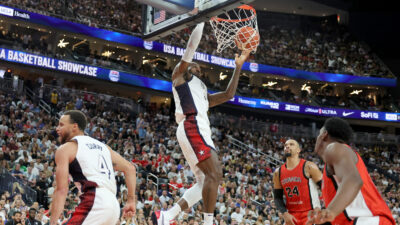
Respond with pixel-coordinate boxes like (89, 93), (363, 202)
(172, 75), (210, 125)
(70, 135), (116, 195)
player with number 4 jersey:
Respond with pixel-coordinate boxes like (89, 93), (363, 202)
(273, 139), (323, 225)
(50, 110), (137, 225)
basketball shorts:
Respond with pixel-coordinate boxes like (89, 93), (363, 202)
(288, 211), (309, 225)
(65, 187), (120, 225)
(177, 115), (215, 175)
(353, 216), (395, 225)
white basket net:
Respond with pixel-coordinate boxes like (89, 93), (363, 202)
(210, 5), (259, 53)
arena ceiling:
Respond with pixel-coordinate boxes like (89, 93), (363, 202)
(252, 0), (347, 17)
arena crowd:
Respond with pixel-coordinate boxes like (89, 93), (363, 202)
(0, 86), (399, 225)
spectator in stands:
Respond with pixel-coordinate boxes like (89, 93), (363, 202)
(25, 208), (41, 225)
(6, 211), (22, 225)
(11, 164), (24, 180)
(49, 90), (58, 113)
(0, 87), (398, 225)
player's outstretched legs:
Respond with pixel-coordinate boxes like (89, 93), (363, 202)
(158, 169), (205, 225)
(197, 150), (223, 225)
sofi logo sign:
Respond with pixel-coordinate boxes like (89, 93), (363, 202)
(361, 112), (379, 119)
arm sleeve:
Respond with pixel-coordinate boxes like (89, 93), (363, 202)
(182, 22), (204, 63)
(273, 188), (287, 213)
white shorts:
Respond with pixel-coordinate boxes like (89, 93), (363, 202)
(354, 216), (380, 225)
(65, 187), (120, 225)
(353, 216), (394, 225)
(177, 115), (215, 179)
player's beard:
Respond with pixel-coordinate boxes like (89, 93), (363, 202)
(284, 152), (292, 158)
(59, 131), (71, 144)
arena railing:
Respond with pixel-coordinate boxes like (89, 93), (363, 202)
(42, 84), (142, 114)
(0, 77), (24, 94)
(226, 135), (283, 167)
(146, 173), (159, 193)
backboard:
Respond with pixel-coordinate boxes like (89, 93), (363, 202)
(140, 0), (255, 41)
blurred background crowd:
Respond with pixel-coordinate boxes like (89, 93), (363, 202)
(0, 88), (399, 225)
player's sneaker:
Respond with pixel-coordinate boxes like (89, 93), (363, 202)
(157, 211), (176, 225)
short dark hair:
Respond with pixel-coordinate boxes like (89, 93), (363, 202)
(64, 110), (87, 131)
(323, 117), (353, 143)
(13, 211), (21, 216)
(29, 208), (36, 212)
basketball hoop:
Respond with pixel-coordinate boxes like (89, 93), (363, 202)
(210, 5), (259, 53)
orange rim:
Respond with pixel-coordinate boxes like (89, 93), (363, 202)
(210, 4), (256, 23)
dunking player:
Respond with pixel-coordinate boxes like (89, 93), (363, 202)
(158, 22), (250, 225)
(307, 117), (395, 225)
(273, 139), (323, 225)
(50, 110), (137, 225)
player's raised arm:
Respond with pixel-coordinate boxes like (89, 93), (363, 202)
(172, 22), (205, 82)
(107, 146), (137, 217)
(208, 50), (250, 108)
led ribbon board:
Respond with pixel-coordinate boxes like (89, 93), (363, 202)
(1, 47), (398, 122)
(0, 4), (396, 87)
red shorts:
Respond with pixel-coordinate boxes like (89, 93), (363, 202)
(289, 211), (309, 225)
(177, 115), (214, 163)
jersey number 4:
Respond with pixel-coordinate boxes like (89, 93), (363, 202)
(285, 186), (300, 197)
(98, 155), (111, 179)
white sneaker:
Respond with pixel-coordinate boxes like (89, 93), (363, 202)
(157, 211), (170, 225)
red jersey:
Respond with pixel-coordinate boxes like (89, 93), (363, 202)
(322, 149), (395, 225)
(280, 159), (320, 212)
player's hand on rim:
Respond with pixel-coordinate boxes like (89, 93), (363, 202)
(234, 50), (251, 67)
(282, 211), (297, 225)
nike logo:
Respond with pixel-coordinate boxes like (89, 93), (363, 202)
(342, 112), (354, 117)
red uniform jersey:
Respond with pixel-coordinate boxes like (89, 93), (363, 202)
(280, 159), (320, 213)
(322, 148), (395, 225)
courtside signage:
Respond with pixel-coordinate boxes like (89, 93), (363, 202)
(0, 4), (396, 87)
(1, 47), (399, 122)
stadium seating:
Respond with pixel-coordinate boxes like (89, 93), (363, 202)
(0, 83), (399, 224)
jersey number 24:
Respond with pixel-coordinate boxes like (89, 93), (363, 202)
(285, 186), (300, 198)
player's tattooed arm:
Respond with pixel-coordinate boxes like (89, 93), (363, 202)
(272, 168), (282, 189)
(272, 168), (286, 213)
(306, 161), (323, 187)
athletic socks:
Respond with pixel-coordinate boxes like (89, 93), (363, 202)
(203, 213), (214, 225)
(165, 203), (214, 225)
(165, 204), (181, 220)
